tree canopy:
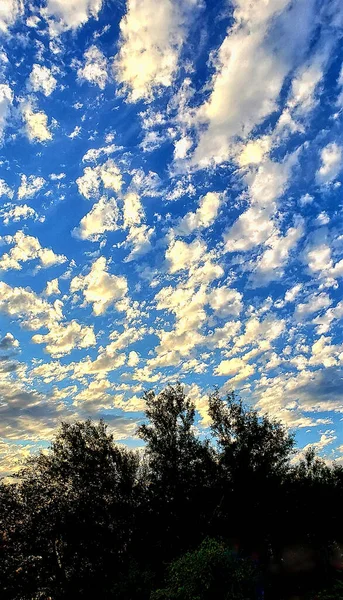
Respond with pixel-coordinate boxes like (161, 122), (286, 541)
(0, 384), (342, 600)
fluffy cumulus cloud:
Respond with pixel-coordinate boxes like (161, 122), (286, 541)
(190, 0), (318, 165)
(44, 278), (60, 296)
(122, 192), (154, 261)
(0, 203), (40, 225)
(224, 155), (297, 253)
(316, 143), (342, 185)
(165, 238), (207, 273)
(23, 106), (53, 142)
(76, 160), (122, 199)
(174, 192), (222, 235)
(29, 64), (57, 97)
(74, 196), (119, 240)
(0, 331), (19, 351)
(0, 231), (67, 271)
(208, 286), (242, 317)
(0, 0), (23, 33)
(32, 320), (96, 357)
(250, 217), (305, 285)
(0, 279), (95, 359)
(78, 45), (108, 89)
(43, 0), (103, 30)
(18, 175), (45, 199)
(114, 0), (200, 101)
(124, 223), (154, 262)
(0, 281), (62, 331)
(70, 257), (128, 315)
(295, 292), (332, 322)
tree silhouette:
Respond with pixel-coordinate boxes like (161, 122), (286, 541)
(1, 420), (140, 598)
(137, 384), (216, 565)
(208, 390), (295, 556)
(0, 384), (342, 600)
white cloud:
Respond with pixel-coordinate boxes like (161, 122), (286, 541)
(0, 204), (39, 225)
(295, 292), (332, 320)
(70, 256), (128, 315)
(316, 142), (342, 185)
(18, 174), (45, 199)
(29, 64), (57, 97)
(222, 315), (286, 364)
(0, 281), (63, 331)
(114, 0), (199, 101)
(43, 0), (103, 31)
(50, 172), (66, 181)
(174, 192), (221, 235)
(287, 59), (323, 115)
(275, 283), (303, 309)
(44, 278), (60, 296)
(208, 286), (242, 317)
(309, 335), (343, 368)
(23, 106), (53, 142)
(109, 325), (147, 350)
(285, 284), (303, 303)
(304, 230), (343, 287)
(0, 179), (12, 198)
(154, 282), (208, 358)
(224, 155), (297, 252)
(295, 432), (337, 463)
(0, 0), (23, 33)
(238, 136), (271, 167)
(124, 224), (154, 262)
(191, 0), (317, 165)
(0, 84), (13, 142)
(0, 281), (96, 358)
(82, 143), (120, 163)
(215, 357), (254, 383)
(337, 63), (343, 108)
(128, 350), (140, 367)
(76, 160), (122, 199)
(26, 15), (41, 28)
(32, 320), (96, 358)
(313, 300), (343, 335)
(68, 125), (81, 139)
(166, 178), (195, 201)
(224, 206), (275, 253)
(250, 217), (304, 285)
(74, 195), (119, 241)
(0, 231), (67, 271)
(73, 348), (127, 379)
(122, 193), (154, 261)
(174, 136), (192, 160)
(204, 321), (241, 349)
(254, 366), (343, 426)
(299, 193), (314, 206)
(78, 45), (108, 89)
(123, 192), (143, 228)
(165, 238), (207, 273)
(0, 331), (19, 350)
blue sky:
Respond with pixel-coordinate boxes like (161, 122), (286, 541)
(0, 0), (343, 476)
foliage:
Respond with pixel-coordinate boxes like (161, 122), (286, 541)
(151, 537), (260, 600)
(1, 420), (140, 598)
(0, 385), (342, 600)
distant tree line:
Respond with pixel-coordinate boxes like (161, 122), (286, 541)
(0, 384), (342, 599)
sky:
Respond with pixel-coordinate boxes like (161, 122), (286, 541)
(0, 0), (343, 477)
